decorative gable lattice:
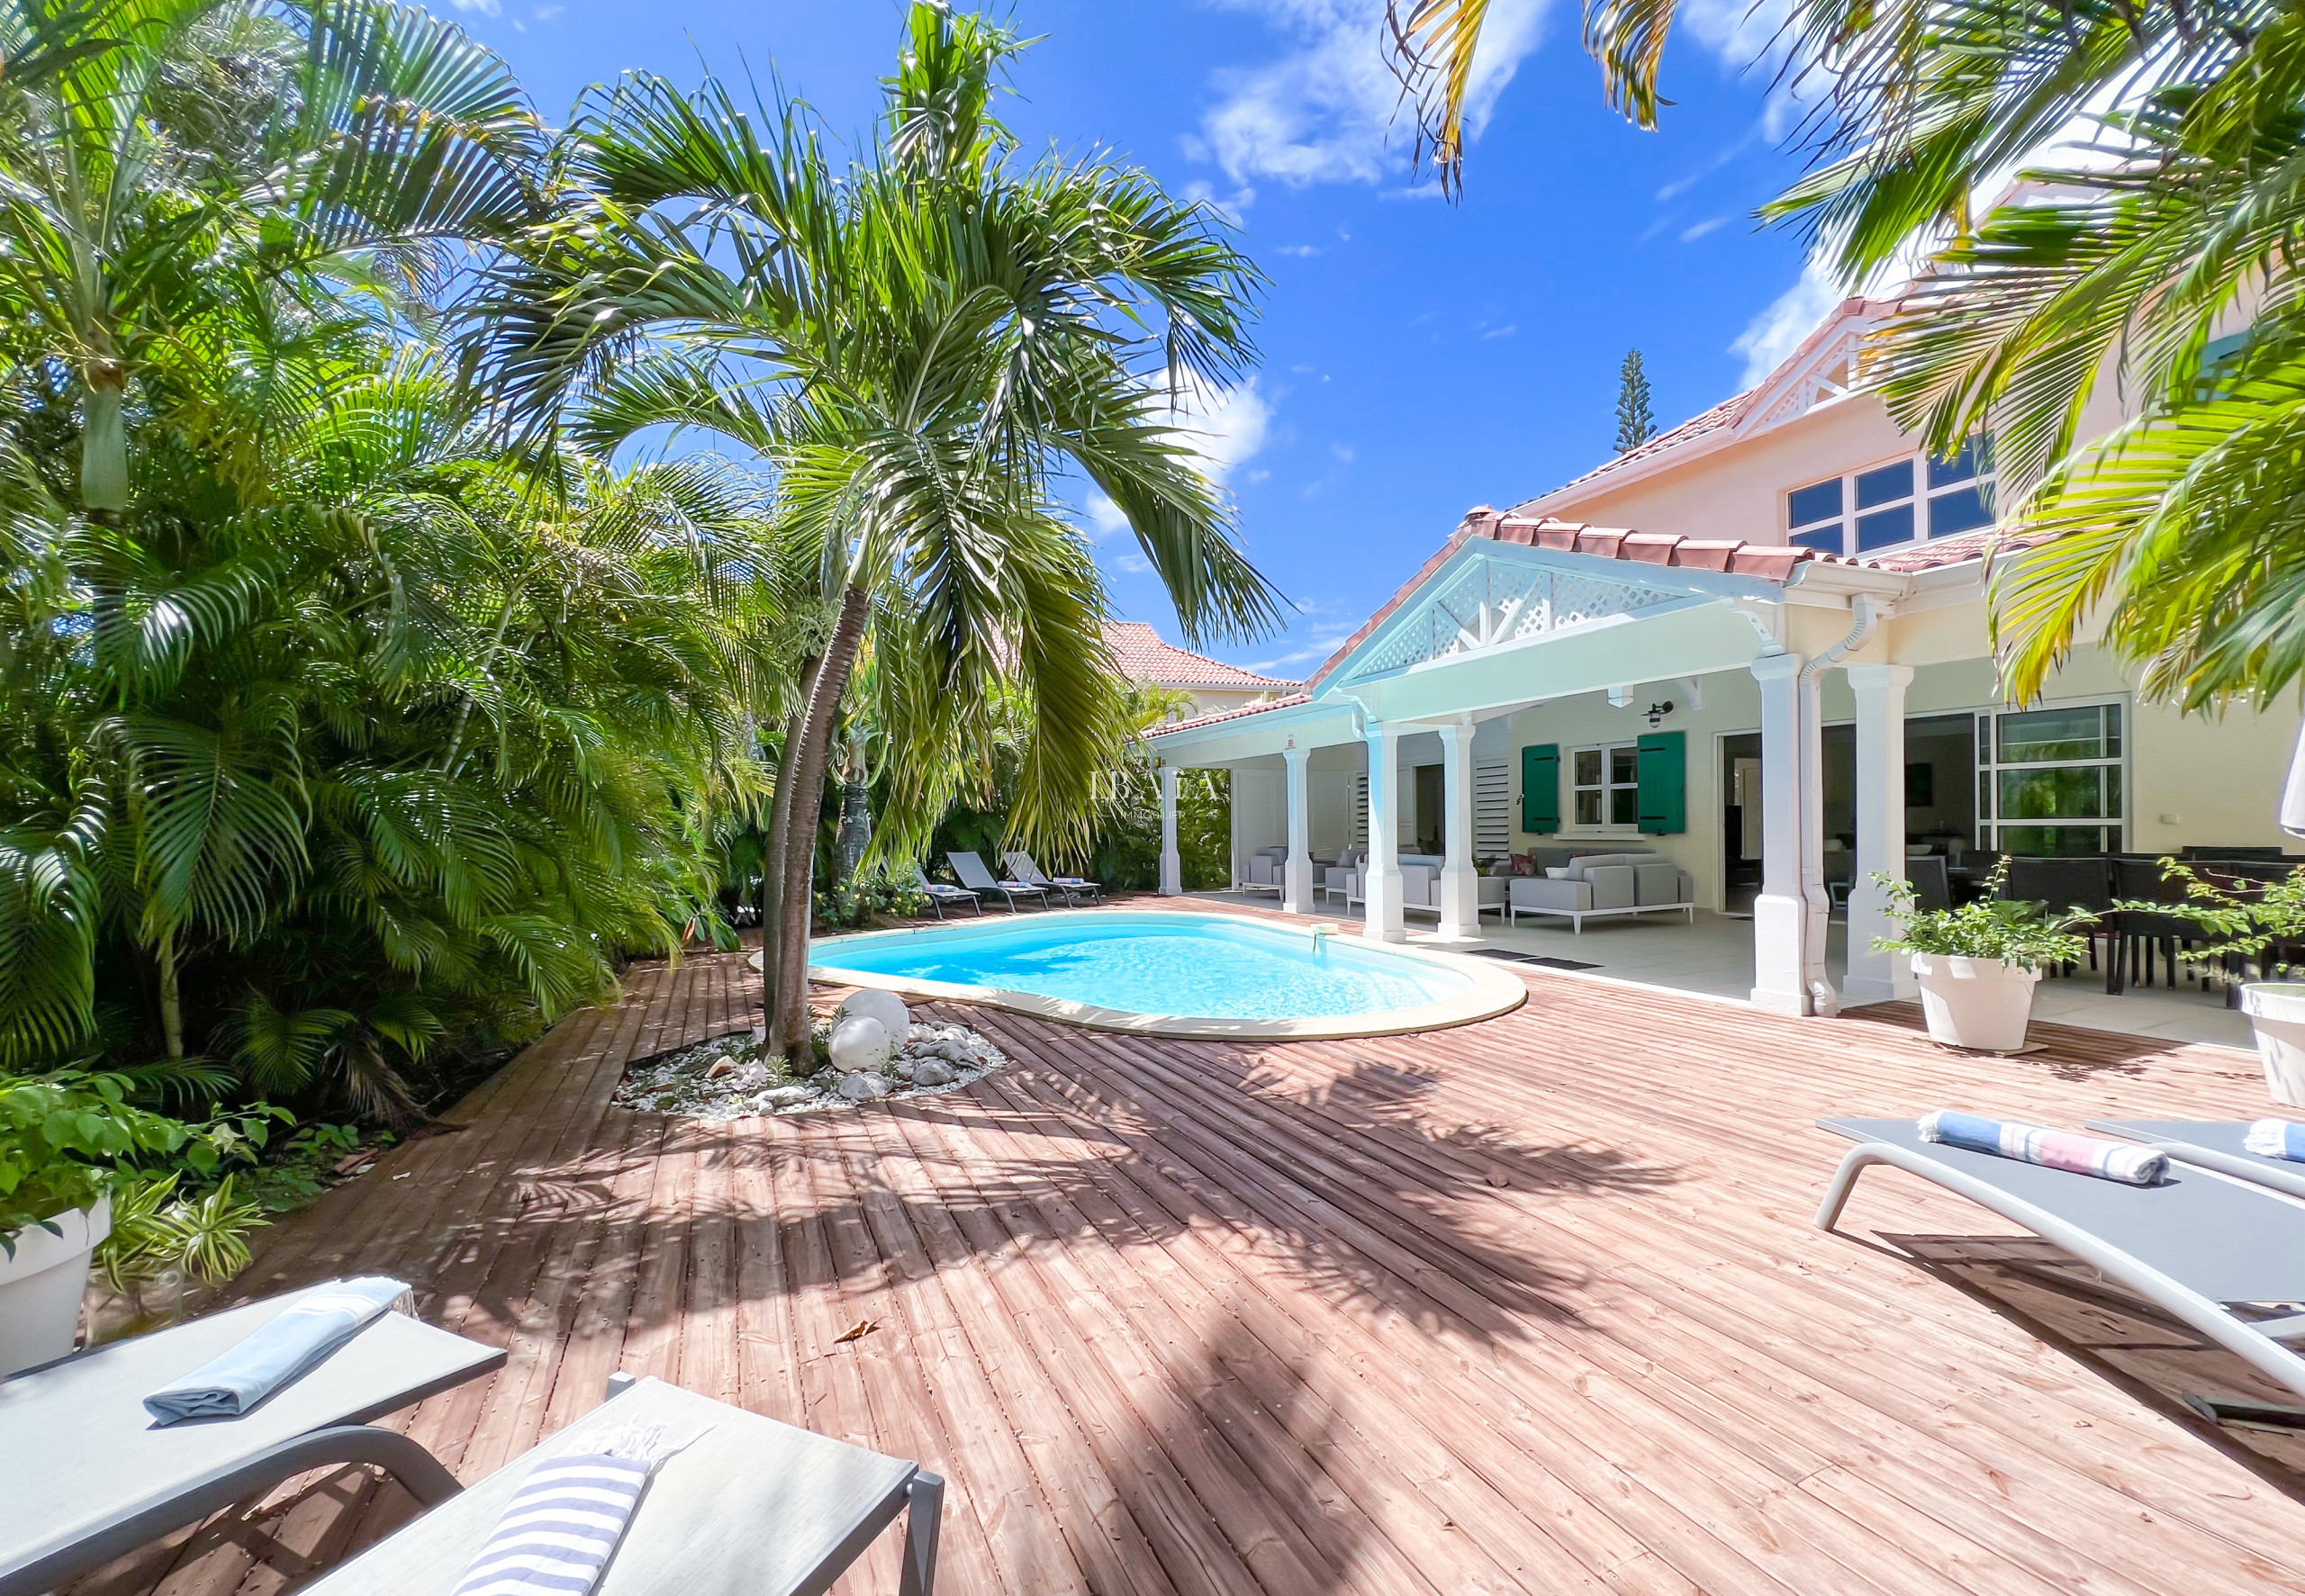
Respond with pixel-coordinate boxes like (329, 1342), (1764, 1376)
(1743, 321), (1873, 433)
(1340, 555), (1691, 683)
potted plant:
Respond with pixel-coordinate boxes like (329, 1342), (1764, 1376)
(1, 1068), (273, 1374)
(2116, 860), (2305, 1104)
(1869, 861), (2093, 1051)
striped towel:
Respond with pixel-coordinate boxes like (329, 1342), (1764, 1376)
(450, 1422), (707, 1596)
(1920, 1111), (2168, 1186)
(2246, 1120), (2305, 1161)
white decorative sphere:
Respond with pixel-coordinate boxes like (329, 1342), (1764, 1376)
(836, 988), (911, 1037)
(827, 1014), (895, 1076)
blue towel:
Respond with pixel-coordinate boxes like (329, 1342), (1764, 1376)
(2246, 1120), (2305, 1161)
(143, 1277), (410, 1423)
(1919, 1111), (2167, 1186)
(451, 1421), (707, 1596)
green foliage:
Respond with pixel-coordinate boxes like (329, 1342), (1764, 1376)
(1867, 861), (2094, 971)
(0, 1066), (285, 1245)
(97, 1171), (267, 1291)
(2115, 859), (2305, 978)
(233, 1121), (380, 1213)
(812, 863), (929, 932)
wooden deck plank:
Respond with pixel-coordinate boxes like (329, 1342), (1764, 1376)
(145, 903), (2305, 1596)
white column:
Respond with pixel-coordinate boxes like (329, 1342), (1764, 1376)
(1282, 744), (1312, 914)
(1437, 721), (1480, 939)
(1361, 721), (1406, 942)
(1157, 763), (1181, 896)
(1844, 663), (1918, 1005)
(1749, 652), (1821, 1014)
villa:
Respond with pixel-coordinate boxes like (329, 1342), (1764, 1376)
(1101, 619), (1303, 719)
(1147, 297), (2301, 1028)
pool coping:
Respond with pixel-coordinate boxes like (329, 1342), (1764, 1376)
(788, 907), (1529, 1041)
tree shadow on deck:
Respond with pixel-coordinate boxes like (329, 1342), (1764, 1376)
(1879, 1231), (2305, 1507)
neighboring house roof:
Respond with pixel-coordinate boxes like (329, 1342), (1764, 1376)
(1154, 691), (1315, 736)
(1102, 620), (1301, 692)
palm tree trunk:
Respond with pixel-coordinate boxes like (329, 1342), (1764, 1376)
(836, 769), (872, 885)
(755, 670), (816, 1038)
(772, 583), (871, 1064)
(156, 930), (185, 1059)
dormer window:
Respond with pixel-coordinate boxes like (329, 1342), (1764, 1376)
(1786, 436), (1994, 555)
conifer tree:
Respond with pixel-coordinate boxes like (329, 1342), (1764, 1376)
(1614, 349), (1656, 454)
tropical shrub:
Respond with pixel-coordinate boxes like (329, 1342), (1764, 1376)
(1868, 862), (2095, 971)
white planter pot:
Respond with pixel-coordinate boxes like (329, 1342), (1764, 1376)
(0, 1194), (109, 1378)
(1910, 953), (2042, 1052)
(2242, 983), (2305, 1106)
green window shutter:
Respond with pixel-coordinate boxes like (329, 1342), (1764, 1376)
(1520, 744), (1560, 835)
(1637, 731), (1686, 834)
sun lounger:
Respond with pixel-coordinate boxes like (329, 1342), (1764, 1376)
(1814, 1116), (2305, 1403)
(0, 1283), (503, 1596)
(300, 1373), (942, 1596)
(910, 867), (981, 919)
(1005, 852), (1100, 904)
(2086, 1119), (2305, 1203)
(946, 851), (1045, 911)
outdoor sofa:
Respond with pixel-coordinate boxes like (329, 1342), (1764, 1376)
(1506, 852), (1694, 933)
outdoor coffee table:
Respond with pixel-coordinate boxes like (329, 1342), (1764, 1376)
(0, 1283), (504, 1596)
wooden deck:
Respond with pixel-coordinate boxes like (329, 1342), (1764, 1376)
(79, 897), (2305, 1596)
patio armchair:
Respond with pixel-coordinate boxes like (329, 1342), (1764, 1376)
(1236, 844), (1288, 894)
(0, 1285), (504, 1596)
(910, 867), (982, 919)
(1006, 851), (1101, 904)
(1322, 846), (1364, 906)
(1505, 852), (1693, 933)
(1814, 1116), (2305, 1407)
(946, 852), (1047, 912)
(299, 1374), (942, 1596)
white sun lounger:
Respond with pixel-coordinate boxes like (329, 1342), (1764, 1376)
(0, 1284), (503, 1596)
(946, 852), (1045, 912)
(1814, 1116), (2305, 1403)
(301, 1374), (942, 1596)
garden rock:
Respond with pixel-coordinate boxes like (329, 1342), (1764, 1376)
(836, 988), (911, 1037)
(838, 1072), (890, 1103)
(827, 1014), (895, 1075)
(910, 1059), (957, 1087)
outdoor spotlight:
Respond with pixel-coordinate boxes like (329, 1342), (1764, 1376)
(1645, 699), (1676, 727)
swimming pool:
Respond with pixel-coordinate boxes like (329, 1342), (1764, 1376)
(808, 911), (1526, 1039)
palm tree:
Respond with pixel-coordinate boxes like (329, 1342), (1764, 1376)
(0, 0), (546, 518)
(1386, 0), (1685, 193)
(467, 3), (1282, 1064)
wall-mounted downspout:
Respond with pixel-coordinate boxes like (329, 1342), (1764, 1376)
(1794, 593), (1889, 1016)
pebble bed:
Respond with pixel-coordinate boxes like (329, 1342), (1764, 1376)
(611, 1019), (1009, 1122)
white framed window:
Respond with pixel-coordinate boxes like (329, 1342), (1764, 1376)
(1570, 743), (1641, 832)
(1976, 699), (2126, 856)
(1786, 436), (1995, 555)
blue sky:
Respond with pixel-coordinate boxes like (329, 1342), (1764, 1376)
(452, 0), (1832, 680)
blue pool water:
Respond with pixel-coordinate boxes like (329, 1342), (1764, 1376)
(812, 913), (1470, 1020)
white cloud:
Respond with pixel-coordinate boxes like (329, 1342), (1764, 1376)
(1480, 322), (1518, 339)
(1113, 552), (1154, 574)
(1730, 257), (1842, 385)
(1679, 215), (1729, 242)
(1275, 243), (1324, 257)
(1160, 373), (1273, 487)
(447, 0), (500, 13)
(1194, 0), (1550, 191)
(1084, 491), (1132, 538)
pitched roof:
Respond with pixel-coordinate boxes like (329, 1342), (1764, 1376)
(1299, 509), (2038, 695)
(1102, 621), (1301, 691)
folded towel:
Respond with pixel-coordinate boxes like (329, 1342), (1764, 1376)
(1920, 1111), (2167, 1186)
(2246, 1120), (2305, 1161)
(451, 1421), (708, 1596)
(144, 1277), (410, 1423)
